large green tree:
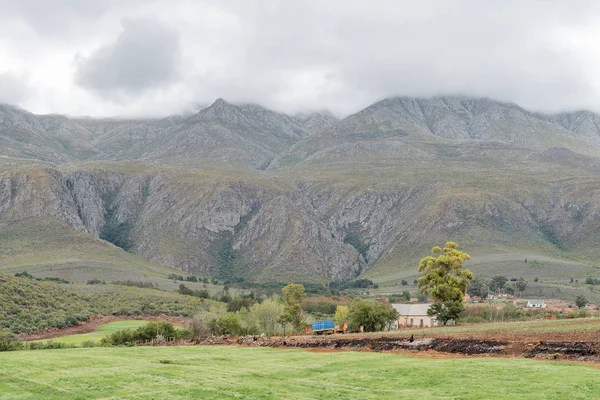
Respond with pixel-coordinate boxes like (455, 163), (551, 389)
(282, 283), (306, 332)
(348, 299), (399, 332)
(417, 242), (473, 325)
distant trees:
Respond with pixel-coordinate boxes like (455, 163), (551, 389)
(489, 276), (508, 293)
(467, 278), (489, 299)
(417, 242), (473, 325)
(514, 278), (527, 297)
(575, 295), (588, 309)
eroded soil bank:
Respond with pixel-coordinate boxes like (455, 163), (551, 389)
(200, 335), (600, 362)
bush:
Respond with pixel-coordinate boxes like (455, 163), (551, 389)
(27, 340), (71, 350)
(101, 322), (181, 346)
(208, 313), (242, 336)
(0, 331), (22, 352)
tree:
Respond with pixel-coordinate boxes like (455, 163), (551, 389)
(467, 277), (489, 299)
(490, 276), (508, 293)
(282, 283), (306, 332)
(417, 242), (473, 325)
(277, 313), (293, 336)
(250, 299), (283, 334)
(427, 301), (464, 325)
(401, 291), (411, 302)
(348, 299), (399, 332)
(334, 305), (349, 326)
(514, 278), (527, 298)
(575, 295), (588, 309)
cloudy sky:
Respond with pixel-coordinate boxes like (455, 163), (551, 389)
(1, 0), (600, 117)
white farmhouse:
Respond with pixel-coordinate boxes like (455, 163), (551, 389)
(526, 300), (547, 308)
(392, 303), (453, 328)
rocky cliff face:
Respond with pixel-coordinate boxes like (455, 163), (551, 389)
(3, 96), (600, 282)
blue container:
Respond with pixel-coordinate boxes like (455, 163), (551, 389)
(312, 320), (334, 331)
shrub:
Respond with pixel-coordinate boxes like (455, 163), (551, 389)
(101, 322), (181, 346)
(208, 313), (242, 336)
(0, 331), (22, 352)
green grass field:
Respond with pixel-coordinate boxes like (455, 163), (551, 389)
(1, 346), (600, 399)
(31, 321), (149, 346)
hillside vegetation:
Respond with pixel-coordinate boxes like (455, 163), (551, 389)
(0, 273), (224, 333)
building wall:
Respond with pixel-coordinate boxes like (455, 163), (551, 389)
(397, 315), (437, 328)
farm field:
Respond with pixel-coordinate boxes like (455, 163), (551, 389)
(1, 346), (600, 399)
(30, 320), (148, 346)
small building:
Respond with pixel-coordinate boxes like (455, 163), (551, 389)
(526, 300), (546, 308)
(392, 303), (449, 328)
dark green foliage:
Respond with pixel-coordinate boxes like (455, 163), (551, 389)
(112, 280), (154, 289)
(194, 289), (210, 299)
(538, 223), (564, 251)
(490, 276), (508, 292)
(87, 278), (105, 285)
(217, 235), (238, 281)
(585, 277), (600, 285)
(343, 229), (370, 261)
(178, 284), (194, 296)
(100, 220), (133, 251)
(428, 301), (464, 325)
(100, 322), (181, 346)
(227, 294), (256, 312)
(186, 276), (198, 282)
(168, 273), (184, 281)
(329, 279), (374, 291)
(467, 278), (489, 299)
(401, 280), (408, 286)
(348, 299), (399, 332)
(14, 271), (69, 284)
(575, 295), (588, 309)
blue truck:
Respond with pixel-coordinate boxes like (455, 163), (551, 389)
(311, 320), (335, 335)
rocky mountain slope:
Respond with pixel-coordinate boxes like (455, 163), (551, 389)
(2, 96), (600, 284)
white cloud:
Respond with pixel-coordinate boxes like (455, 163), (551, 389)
(1, 0), (600, 117)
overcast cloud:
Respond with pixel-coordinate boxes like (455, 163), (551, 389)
(1, 0), (600, 117)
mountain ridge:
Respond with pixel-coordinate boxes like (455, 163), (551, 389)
(3, 95), (600, 285)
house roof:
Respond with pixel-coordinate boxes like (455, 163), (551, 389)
(527, 300), (546, 305)
(392, 303), (431, 316)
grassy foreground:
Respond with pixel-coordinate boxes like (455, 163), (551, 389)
(1, 347), (600, 399)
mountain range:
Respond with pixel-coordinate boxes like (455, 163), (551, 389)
(2, 95), (600, 286)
